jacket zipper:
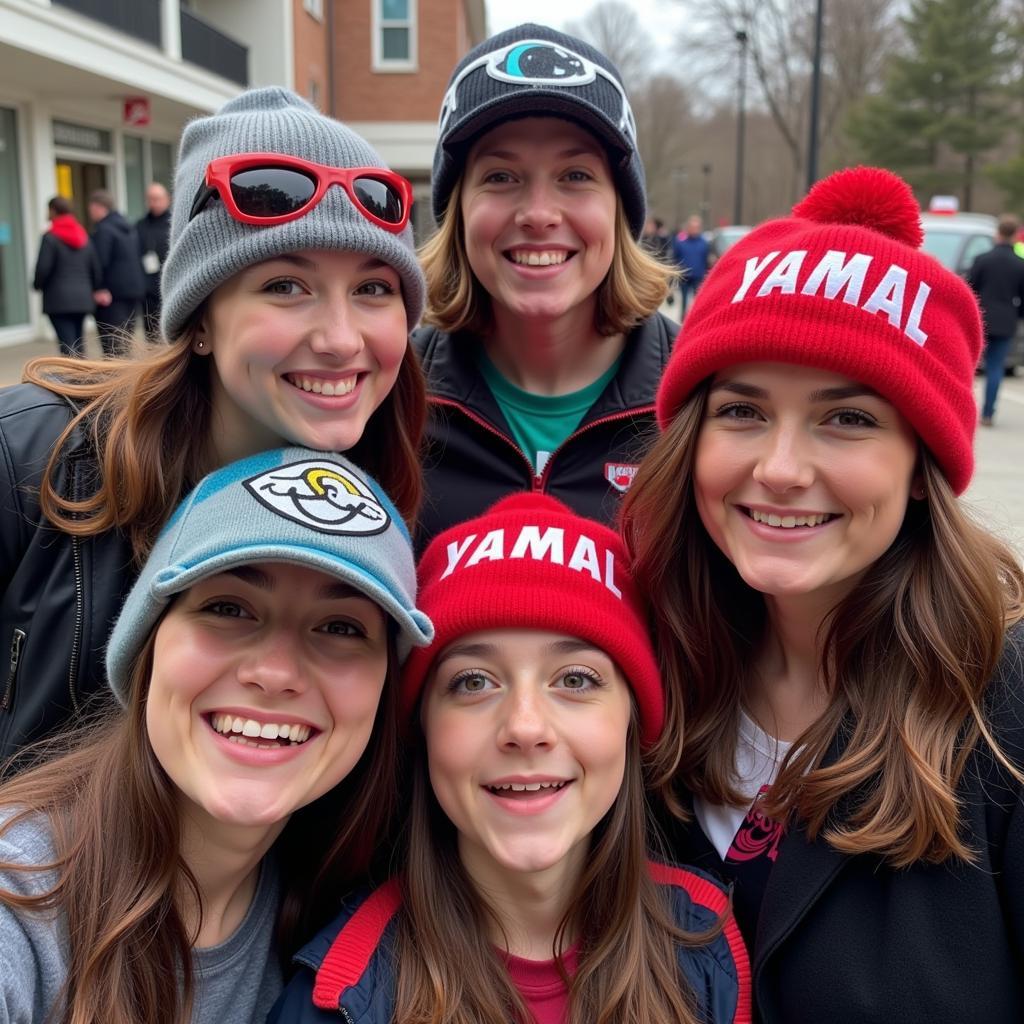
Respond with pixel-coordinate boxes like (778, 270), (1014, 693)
(537, 404), (656, 491)
(68, 535), (84, 715)
(1, 629), (26, 713)
(431, 397), (655, 493)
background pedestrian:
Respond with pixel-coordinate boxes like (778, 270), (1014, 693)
(88, 189), (145, 356)
(136, 182), (172, 343)
(31, 196), (99, 357)
(672, 214), (711, 313)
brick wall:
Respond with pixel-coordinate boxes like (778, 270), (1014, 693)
(332, 0), (465, 122)
(293, 0), (330, 110)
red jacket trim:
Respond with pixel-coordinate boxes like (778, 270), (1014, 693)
(311, 878), (402, 1010)
(647, 860), (753, 1024)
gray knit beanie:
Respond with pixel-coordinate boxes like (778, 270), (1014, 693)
(106, 446), (434, 705)
(432, 23), (647, 238)
(161, 87), (425, 339)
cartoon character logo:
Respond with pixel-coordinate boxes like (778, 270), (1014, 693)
(495, 44), (587, 82)
(604, 463), (639, 493)
(244, 460), (390, 536)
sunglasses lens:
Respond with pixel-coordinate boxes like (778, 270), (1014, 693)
(229, 167), (316, 217)
(352, 177), (404, 224)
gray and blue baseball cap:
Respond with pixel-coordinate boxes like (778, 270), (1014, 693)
(106, 447), (433, 704)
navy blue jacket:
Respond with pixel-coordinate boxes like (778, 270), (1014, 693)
(91, 211), (145, 301)
(268, 862), (751, 1024)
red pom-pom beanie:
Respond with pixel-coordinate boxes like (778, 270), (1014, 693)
(656, 166), (983, 493)
(401, 494), (664, 746)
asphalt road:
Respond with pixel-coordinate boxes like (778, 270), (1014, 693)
(1, 331), (1021, 552)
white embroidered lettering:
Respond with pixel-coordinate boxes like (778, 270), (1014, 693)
(800, 250), (872, 305)
(755, 250), (807, 296)
(903, 281), (931, 345)
(509, 526), (565, 564)
(440, 534), (477, 580)
(731, 251), (781, 302)
(465, 529), (505, 567)
(568, 536), (602, 583)
(862, 264), (908, 329)
(604, 550), (622, 598)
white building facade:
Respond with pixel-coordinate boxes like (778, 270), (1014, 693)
(0, 0), (293, 346)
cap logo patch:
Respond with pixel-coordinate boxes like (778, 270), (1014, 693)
(244, 459), (390, 536)
(730, 248), (931, 346)
(438, 38), (637, 145)
(605, 462), (639, 493)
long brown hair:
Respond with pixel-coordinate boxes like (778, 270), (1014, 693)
(621, 382), (1024, 868)
(0, 627), (400, 1024)
(24, 325), (425, 561)
(393, 719), (709, 1024)
(418, 181), (676, 338)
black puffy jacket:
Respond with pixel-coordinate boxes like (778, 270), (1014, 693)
(32, 234), (101, 316)
(91, 211), (145, 302)
(412, 313), (676, 550)
(0, 384), (135, 761)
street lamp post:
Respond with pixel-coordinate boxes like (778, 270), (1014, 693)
(671, 166), (689, 231)
(701, 162), (712, 225)
(806, 0), (825, 190)
(733, 28), (749, 226)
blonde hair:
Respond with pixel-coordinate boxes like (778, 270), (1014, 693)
(419, 179), (677, 337)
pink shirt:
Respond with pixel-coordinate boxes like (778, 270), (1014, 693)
(501, 946), (579, 1024)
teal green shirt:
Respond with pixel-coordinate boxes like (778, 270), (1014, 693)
(478, 351), (622, 476)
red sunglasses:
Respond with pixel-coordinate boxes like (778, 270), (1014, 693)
(188, 152), (413, 232)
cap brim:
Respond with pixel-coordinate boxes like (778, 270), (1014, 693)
(152, 544), (433, 660)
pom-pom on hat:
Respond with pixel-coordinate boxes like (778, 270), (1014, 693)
(432, 23), (647, 238)
(106, 447), (433, 704)
(401, 494), (664, 746)
(655, 166), (983, 493)
(161, 87), (425, 338)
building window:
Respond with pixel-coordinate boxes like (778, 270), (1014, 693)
(373, 0), (416, 71)
(309, 78), (322, 109)
(124, 134), (146, 222)
(0, 106), (29, 329)
(303, 0), (323, 20)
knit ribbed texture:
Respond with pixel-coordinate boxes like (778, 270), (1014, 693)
(401, 493), (663, 745)
(161, 87), (424, 338)
(432, 24), (647, 238)
(106, 447), (433, 703)
(656, 167), (983, 493)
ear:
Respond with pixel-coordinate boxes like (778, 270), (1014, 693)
(192, 323), (211, 356)
(910, 474), (926, 502)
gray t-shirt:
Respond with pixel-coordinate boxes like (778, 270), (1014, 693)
(0, 811), (282, 1024)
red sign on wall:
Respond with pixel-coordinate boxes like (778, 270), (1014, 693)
(123, 97), (151, 127)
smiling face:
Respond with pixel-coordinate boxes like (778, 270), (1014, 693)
(459, 117), (617, 330)
(694, 362), (919, 609)
(422, 629), (631, 888)
(201, 248), (408, 462)
(146, 562), (389, 837)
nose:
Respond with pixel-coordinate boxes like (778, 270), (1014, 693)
(496, 686), (557, 752)
(514, 178), (562, 232)
(307, 295), (365, 361)
(237, 628), (307, 698)
(752, 423), (816, 493)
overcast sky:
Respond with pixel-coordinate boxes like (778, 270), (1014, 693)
(485, 0), (686, 62)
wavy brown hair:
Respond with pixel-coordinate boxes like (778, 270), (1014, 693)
(23, 323), (425, 561)
(418, 179), (676, 339)
(0, 625), (400, 1024)
(621, 381), (1024, 868)
(393, 717), (713, 1024)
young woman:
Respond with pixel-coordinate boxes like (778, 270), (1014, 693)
(414, 23), (678, 548)
(621, 166), (1024, 1023)
(270, 495), (750, 1024)
(0, 446), (433, 1023)
(0, 86), (425, 760)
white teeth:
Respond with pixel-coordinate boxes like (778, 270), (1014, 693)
(750, 509), (830, 528)
(209, 715), (312, 745)
(510, 250), (569, 266)
(489, 781), (566, 792)
(287, 375), (357, 396)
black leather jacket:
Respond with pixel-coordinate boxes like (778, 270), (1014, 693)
(0, 384), (135, 761)
(412, 313), (677, 550)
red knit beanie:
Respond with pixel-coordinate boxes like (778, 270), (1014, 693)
(656, 166), (983, 494)
(401, 494), (664, 745)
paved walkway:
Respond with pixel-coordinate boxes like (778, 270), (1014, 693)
(1, 331), (1021, 551)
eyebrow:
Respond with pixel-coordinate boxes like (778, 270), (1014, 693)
(710, 380), (882, 403)
(260, 253), (318, 271)
(474, 146), (603, 162)
(222, 566), (363, 601)
(435, 637), (606, 667)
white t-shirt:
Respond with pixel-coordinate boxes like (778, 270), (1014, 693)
(694, 710), (793, 860)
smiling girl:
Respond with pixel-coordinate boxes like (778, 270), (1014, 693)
(0, 447), (432, 1023)
(413, 23), (677, 547)
(270, 495), (750, 1024)
(0, 88), (425, 761)
(622, 167), (1024, 1022)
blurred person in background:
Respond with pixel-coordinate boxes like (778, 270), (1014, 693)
(137, 182), (172, 342)
(673, 214), (711, 314)
(32, 196), (100, 357)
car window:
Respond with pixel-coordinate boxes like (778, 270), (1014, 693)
(959, 234), (993, 273)
(920, 230), (965, 270)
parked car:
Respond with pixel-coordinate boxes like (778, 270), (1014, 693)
(707, 225), (752, 264)
(920, 212), (1024, 373)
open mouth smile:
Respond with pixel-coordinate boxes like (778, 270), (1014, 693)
(283, 373), (360, 397)
(504, 248), (575, 267)
(742, 507), (839, 529)
(206, 712), (317, 749)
